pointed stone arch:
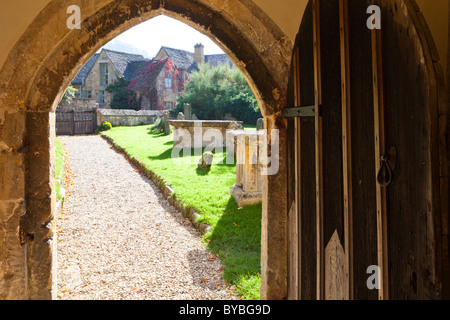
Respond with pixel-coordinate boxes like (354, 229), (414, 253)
(0, 0), (293, 115)
(0, 0), (291, 300)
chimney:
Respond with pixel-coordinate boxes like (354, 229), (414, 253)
(194, 43), (205, 65)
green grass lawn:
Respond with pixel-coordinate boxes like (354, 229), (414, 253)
(103, 125), (262, 299)
(55, 138), (65, 201)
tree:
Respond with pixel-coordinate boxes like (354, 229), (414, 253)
(58, 85), (78, 108)
(176, 63), (259, 123)
(106, 77), (139, 110)
(223, 92), (261, 125)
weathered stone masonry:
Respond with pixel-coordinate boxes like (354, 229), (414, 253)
(0, 0), (292, 300)
(1, 0), (448, 301)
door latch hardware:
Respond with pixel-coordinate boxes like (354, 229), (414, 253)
(377, 154), (393, 187)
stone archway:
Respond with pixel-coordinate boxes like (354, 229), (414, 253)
(0, 0), (292, 299)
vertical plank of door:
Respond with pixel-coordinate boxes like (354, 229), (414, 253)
(312, 0), (324, 300)
(294, 46), (302, 299)
(371, 25), (389, 300)
(288, 47), (301, 300)
(339, 0), (352, 300)
(71, 110), (75, 135)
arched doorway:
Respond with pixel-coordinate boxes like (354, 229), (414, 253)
(0, 0), (291, 299)
(1, 0), (448, 301)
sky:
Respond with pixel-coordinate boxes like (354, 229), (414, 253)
(102, 15), (224, 59)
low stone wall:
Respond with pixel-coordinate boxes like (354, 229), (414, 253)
(58, 98), (98, 111)
(97, 109), (163, 127)
(168, 120), (244, 148)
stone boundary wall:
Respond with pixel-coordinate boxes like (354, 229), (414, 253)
(58, 98), (98, 111)
(97, 109), (164, 127)
(100, 134), (211, 234)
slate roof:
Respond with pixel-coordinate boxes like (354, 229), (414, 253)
(160, 46), (234, 72)
(160, 46), (195, 70)
(71, 49), (147, 85)
(205, 54), (233, 68)
(128, 59), (167, 91)
(71, 53), (99, 85)
(103, 49), (147, 76)
(123, 60), (151, 82)
(72, 47), (233, 86)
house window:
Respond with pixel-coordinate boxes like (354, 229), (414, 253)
(81, 90), (92, 99)
(165, 76), (172, 89)
(99, 90), (105, 105)
(100, 63), (109, 86)
(164, 101), (174, 110)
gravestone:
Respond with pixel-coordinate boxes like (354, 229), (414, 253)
(198, 151), (214, 171)
(163, 111), (171, 134)
(183, 103), (192, 120)
(228, 121), (244, 130)
(256, 118), (264, 130)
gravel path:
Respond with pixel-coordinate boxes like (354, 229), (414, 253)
(56, 135), (236, 300)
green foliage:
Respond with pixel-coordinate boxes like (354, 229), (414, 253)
(169, 107), (179, 117)
(106, 77), (139, 110)
(223, 92), (261, 125)
(55, 138), (65, 201)
(149, 117), (163, 133)
(58, 85), (78, 107)
(149, 116), (169, 134)
(176, 63), (257, 122)
(95, 121), (112, 132)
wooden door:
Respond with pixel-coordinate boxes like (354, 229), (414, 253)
(56, 110), (97, 135)
(73, 111), (96, 134)
(56, 111), (74, 135)
(286, 0), (449, 300)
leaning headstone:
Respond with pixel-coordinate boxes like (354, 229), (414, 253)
(183, 103), (192, 120)
(177, 112), (185, 120)
(228, 121), (244, 130)
(256, 118), (264, 130)
(198, 151), (214, 171)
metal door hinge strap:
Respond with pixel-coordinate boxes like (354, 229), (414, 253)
(282, 106), (315, 118)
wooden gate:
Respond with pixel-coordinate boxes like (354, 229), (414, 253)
(56, 110), (97, 135)
(286, 0), (449, 300)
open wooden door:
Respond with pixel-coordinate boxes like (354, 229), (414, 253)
(286, 0), (449, 300)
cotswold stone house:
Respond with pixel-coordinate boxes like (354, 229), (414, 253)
(71, 49), (148, 108)
(128, 57), (186, 110)
(136, 43), (233, 110)
(71, 44), (233, 111)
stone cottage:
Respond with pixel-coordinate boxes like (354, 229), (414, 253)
(71, 49), (148, 108)
(137, 43), (233, 110)
(71, 44), (233, 111)
(127, 57), (185, 110)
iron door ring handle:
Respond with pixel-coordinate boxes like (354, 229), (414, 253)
(377, 155), (393, 187)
